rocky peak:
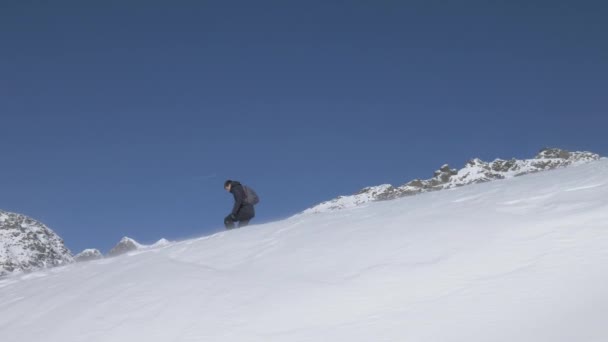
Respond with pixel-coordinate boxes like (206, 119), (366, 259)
(432, 164), (458, 184)
(107, 237), (142, 257)
(0, 209), (73, 276)
(74, 249), (103, 262)
(536, 147), (572, 159)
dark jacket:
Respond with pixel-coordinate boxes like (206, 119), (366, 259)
(229, 181), (255, 220)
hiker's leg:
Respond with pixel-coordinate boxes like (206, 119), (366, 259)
(224, 215), (236, 229)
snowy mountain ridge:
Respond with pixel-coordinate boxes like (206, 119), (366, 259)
(107, 236), (171, 257)
(303, 148), (600, 213)
(0, 210), (73, 276)
(1, 157), (607, 341)
(0, 148), (600, 276)
(0, 212), (170, 274)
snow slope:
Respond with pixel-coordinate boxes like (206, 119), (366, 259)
(1, 159), (608, 342)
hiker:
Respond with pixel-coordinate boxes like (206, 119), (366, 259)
(224, 180), (258, 229)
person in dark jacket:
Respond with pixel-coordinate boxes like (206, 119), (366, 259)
(224, 180), (255, 229)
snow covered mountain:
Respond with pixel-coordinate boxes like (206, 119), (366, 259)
(0, 210), (73, 276)
(107, 237), (172, 257)
(0, 214), (170, 273)
(1, 158), (607, 341)
(107, 237), (144, 257)
(74, 249), (103, 262)
(304, 148), (600, 213)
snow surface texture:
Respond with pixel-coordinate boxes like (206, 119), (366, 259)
(304, 148), (600, 213)
(1, 159), (607, 341)
(0, 210), (72, 276)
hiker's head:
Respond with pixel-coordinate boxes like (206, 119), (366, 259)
(224, 180), (233, 192)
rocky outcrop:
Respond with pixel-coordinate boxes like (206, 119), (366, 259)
(0, 210), (73, 276)
(303, 148), (601, 213)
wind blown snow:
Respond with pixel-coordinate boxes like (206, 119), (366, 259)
(1, 160), (608, 341)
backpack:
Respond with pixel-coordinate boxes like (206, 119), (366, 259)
(243, 185), (260, 205)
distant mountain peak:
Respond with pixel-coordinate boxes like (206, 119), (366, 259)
(303, 148), (601, 214)
(106, 237), (171, 257)
(74, 249), (103, 262)
(107, 236), (143, 257)
(152, 238), (171, 247)
(0, 209), (73, 276)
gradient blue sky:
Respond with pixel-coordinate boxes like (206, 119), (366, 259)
(1, 1), (606, 253)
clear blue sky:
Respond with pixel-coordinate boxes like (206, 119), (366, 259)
(1, 1), (606, 253)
